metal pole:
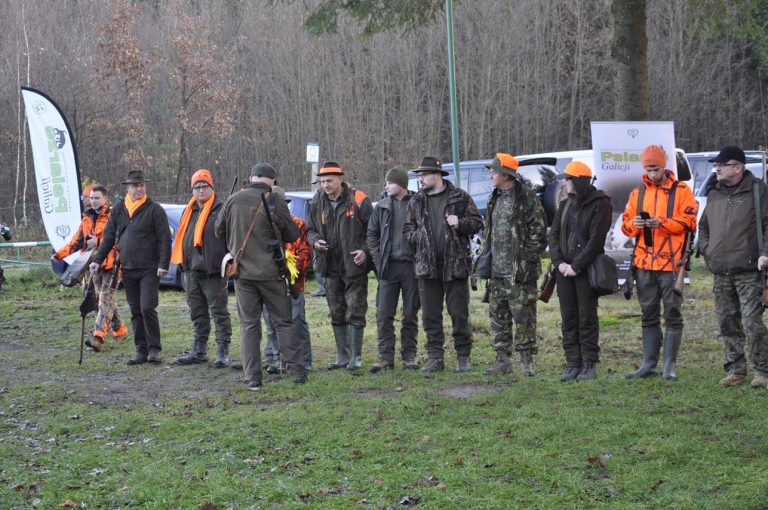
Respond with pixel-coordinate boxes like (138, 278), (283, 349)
(445, 0), (461, 187)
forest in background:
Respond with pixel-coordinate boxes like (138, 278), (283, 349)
(1, 0), (767, 229)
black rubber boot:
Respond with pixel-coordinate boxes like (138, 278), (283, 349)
(576, 360), (598, 381)
(663, 328), (682, 380)
(626, 328), (661, 379)
(327, 325), (350, 370)
(347, 326), (364, 370)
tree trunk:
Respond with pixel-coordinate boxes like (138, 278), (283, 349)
(611, 0), (648, 120)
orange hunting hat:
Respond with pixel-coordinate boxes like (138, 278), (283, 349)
(191, 168), (213, 188)
(485, 153), (519, 177)
(82, 184), (95, 199)
(641, 145), (667, 168)
(560, 161), (592, 179)
(317, 161), (343, 176)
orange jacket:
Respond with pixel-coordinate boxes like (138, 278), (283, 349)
(621, 172), (697, 272)
(286, 216), (311, 293)
(54, 205), (116, 270)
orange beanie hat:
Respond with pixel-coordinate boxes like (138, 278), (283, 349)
(641, 145), (667, 168)
(191, 169), (213, 188)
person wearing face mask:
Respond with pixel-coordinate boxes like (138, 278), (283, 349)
(172, 169), (232, 368)
(547, 161), (612, 381)
(621, 145), (697, 381)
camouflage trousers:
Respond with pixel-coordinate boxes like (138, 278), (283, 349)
(713, 271), (768, 377)
(92, 269), (123, 334)
(488, 277), (538, 354)
(324, 273), (368, 328)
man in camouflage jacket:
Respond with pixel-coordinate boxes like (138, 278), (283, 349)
(476, 154), (547, 377)
(403, 156), (483, 373)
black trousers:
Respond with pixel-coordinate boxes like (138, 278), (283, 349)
(122, 268), (162, 354)
(418, 276), (472, 358)
(555, 271), (599, 365)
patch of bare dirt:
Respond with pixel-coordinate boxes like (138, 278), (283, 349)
(438, 383), (503, 399)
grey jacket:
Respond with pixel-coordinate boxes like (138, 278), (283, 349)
(215, 182), (299, 281)
(366, 192), (414, 279)
(699, 171), (768, 274)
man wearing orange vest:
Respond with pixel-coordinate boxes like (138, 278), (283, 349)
(54, 184), (128, 351)
(171, 169), (232, 368)
(307, 161), (373, 370)
(621, 145), (697, 380)
(53, 184), (96, 262)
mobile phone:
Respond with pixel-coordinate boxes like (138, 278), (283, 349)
(639, 212), (653, 246)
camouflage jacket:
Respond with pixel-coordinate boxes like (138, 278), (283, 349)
(477, 184), (547, 283)
(403, 181), (483, 281)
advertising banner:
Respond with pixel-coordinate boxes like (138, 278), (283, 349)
(590, 121), (677, 280)
(21, 87), (82, 257)
(590, 121), (676, 252)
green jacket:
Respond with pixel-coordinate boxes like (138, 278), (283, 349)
(700, 171), (768, 274)
(215, 182), (299, 281)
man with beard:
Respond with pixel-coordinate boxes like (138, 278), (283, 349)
(403, 156), (483, 373)
(621, 145), (697, 381)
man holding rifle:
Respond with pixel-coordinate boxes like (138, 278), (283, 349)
(699, 145), (768, 389)
(621, 145), (697, 381)
(215, 163), (306, 389)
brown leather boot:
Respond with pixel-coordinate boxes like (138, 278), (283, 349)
(484, 352), (513, 376)
(519, 350), (535, 377)
(370, 360), (395, 373)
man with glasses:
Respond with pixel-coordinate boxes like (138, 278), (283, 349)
(621, 145), (697, 381)
(699, 145), (768, 389)
(171, 169), (232, 368)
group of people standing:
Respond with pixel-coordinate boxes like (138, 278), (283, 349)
(58, 143), (768, 390)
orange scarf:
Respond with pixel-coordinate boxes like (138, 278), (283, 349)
(124, 194), (148, 218)
(171, 193), (215, 265)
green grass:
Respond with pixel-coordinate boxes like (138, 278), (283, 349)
(0, 264), (767, 509)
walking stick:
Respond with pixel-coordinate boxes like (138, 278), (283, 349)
(78, 273), (98, 365)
